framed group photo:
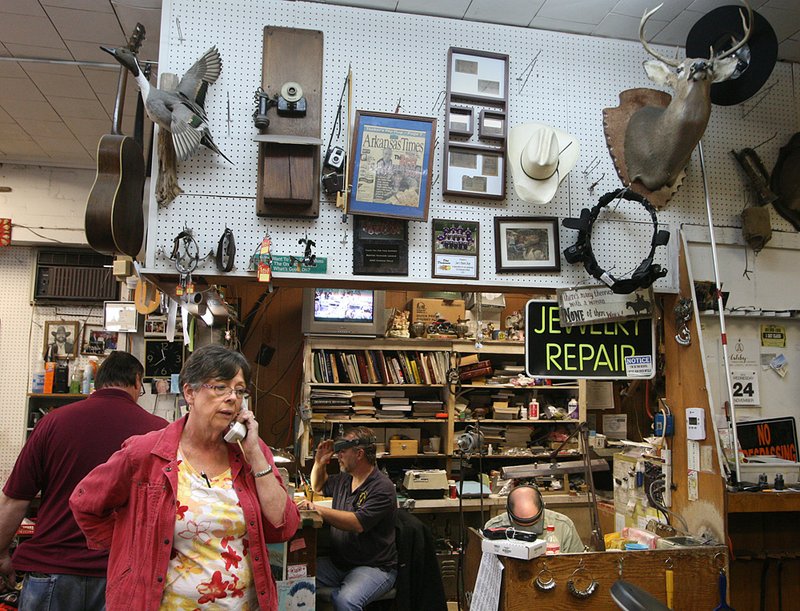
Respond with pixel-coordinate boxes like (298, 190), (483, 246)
(432, 219), (479, 280)
(347, 111), (436, 222)
(43, 320), (80, 359)
(494, 216), (561, 273)
(81, 324), (119, 356)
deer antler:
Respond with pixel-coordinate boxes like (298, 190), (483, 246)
(714, 0), (753, 61)
(639, 4), (681, 67)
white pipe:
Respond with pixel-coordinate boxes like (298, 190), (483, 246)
(697, 141), (741, 484)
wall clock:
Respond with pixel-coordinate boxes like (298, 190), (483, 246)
(144, 339), (184, 379)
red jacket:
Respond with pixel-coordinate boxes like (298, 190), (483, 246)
(69, 416), (300, 611)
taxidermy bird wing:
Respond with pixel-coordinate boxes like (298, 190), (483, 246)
(176, 46), (222, 110)
(170, 103), (205, 162)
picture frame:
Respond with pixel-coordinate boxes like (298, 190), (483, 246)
(447, 105), (474, 136)
(80, 324), (120, 356)
(479, 109), (506, 141)
(353, 216), (409, 276)
(347, 111), (436, 222)
(103, 300), (138, 333)
(144, 314), (184, 338)
(432, 219), (479, 280)
(447, 47), (509, 104)
(494, 216), (561, 273)
(144, 316), (167, 337)
(444, 143), (505, 200)
(43, 320), (80, 359)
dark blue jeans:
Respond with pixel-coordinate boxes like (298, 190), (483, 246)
(19, 574), (106, 611)
(317, 557), (396, 611)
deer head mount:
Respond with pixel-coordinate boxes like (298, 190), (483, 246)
(623, 0), (753, 193)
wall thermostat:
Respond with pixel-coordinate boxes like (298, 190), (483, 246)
(686, 408), (706, 441)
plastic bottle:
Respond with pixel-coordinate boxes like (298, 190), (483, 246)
(568, 398), (579, 420)
(528, 397), (539, 420)
(70, 368), (83, 394)
(519, 405), (528, 420)
(545, 525), (560, 555)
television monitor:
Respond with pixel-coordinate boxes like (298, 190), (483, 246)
(302, 288), (385, 336)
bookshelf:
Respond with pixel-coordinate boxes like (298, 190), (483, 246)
(451, 339), (586, 458)
(26, 393), (87, 437)
(301, 337), (453, 463)
(300, 337), (586, 467)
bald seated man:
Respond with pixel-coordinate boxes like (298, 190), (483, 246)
(484, 484), (584, 553)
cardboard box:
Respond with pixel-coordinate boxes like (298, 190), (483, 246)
(389, 439), (419, 455)
(481, 536), (546, 560)
(409, 298), (465, 324)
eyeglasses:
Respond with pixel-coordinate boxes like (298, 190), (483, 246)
(201, 383), (250, 399)
(139, 385), (146, 397)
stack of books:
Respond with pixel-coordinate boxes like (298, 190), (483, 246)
(310, 389), (352, 420)
(351, 391), (377, 418)
(459, 356), (494, 382)
(374, 390), (411, 419)
(411, 400), (444, 418)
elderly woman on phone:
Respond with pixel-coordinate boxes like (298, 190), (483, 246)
(70, 344), (299, 610)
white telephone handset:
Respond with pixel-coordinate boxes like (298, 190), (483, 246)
(224, 399), (248, 443)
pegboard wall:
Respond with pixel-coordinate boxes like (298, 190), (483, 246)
(145, 0), (799, 291)
(0, 246), (112, 480)
(0, 247), (34, 481)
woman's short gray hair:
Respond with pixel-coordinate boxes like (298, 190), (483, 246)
(180, 344), (251, 390)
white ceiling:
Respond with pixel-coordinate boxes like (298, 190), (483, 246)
(1, 0), (798, 170)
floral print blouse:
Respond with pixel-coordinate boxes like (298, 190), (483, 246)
(160, 452), (259, 610)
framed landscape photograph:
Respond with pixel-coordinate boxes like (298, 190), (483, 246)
(347, 111), (436, 222)
(44, 320), (80, 359)
(432, 219), (479, 279)
(447, 47), (509, 104)
(494, 216), (561, 273)
(80, 324), (119, 356)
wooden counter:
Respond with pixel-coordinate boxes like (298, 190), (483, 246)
(464, 528), (728, 610)
(726, 491), (800, 513)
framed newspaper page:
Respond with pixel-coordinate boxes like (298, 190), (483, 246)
(347, 111), (436, 222)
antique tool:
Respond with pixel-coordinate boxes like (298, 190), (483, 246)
(533, 561), (556, 592)
(674, 297), (693, 346)
(567, 559), (598, 600)
(215, 227), (236, 272)
(665, 557), (674, 609)
(169, 229), (199, 295)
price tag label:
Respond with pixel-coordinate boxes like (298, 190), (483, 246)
(731, 369), (759, 406)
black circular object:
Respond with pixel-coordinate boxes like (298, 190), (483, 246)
(562, 189), (670, 295)
(686, 5), (777, 106)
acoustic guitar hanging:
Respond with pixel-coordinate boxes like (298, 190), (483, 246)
(85, 23), (146, 258)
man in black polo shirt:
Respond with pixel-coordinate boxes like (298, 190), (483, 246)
(298, 426), (397, 610)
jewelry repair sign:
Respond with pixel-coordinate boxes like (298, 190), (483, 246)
(525, 300), (655, 379)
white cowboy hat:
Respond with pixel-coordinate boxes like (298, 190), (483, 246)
(508, 122), (580, 204)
